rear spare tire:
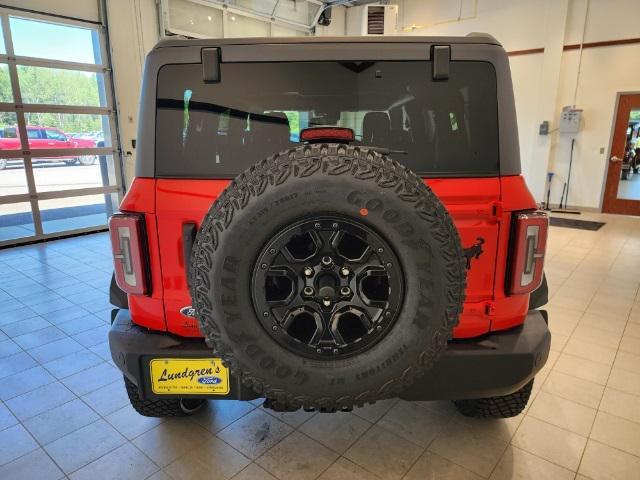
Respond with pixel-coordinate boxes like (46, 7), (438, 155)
(191, 144), (466, 411)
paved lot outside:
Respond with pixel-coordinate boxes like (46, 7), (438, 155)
(0, 212), (639, 479)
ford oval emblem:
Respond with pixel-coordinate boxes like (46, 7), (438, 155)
(198, 376), (221, 385)
(180, 306), (196, 318)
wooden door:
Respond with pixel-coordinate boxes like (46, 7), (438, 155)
(603, 94), (640, 214)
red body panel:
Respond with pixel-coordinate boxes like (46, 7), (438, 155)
(118, 175), (538, 339)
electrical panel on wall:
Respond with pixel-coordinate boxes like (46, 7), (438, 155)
(559, 106), (583, 134)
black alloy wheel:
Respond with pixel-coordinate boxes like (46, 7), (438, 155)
(252, 216), (403, 359)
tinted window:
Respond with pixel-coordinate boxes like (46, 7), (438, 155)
(44, 129), (66, 141)
(156, 61), (499, 177)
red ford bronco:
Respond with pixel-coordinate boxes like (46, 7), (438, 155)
(108, 35), (550, 418)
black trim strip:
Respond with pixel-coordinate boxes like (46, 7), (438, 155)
(157, 98), (291, 126)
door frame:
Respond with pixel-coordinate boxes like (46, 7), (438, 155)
(602, 91), (640, 215)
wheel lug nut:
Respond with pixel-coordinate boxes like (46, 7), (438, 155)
(321, 256), (333, 267)
(261, 263), (267, 269)
(269, 248), (276, 254)
(322, 297), (331, 307)
(378, 247), (384, 253)
(332, 348), (339, 354)
(340, 266), (350, 276)
(303, 266), (314, 277)
(386, 262), (392, 268)
(340, 286), (351, 297)
(332, 223), (338, 229)
(303, 286), (314, 296)
(272, 325), (278, 331)
(316, 348), (322, 354)
(376, 325), (382, 331)
(263, 311), (269, 317)
(314, 222), (321, 229)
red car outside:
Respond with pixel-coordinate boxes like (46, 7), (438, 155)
(0, 125), (97, 169)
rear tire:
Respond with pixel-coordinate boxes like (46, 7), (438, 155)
(453, 380), (533, 418)
(78, 155), (96, 166)
(123, 376), (206, 417)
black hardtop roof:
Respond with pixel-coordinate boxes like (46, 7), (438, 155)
(137, 31), (521, 178)
(154, 33), (501, 50)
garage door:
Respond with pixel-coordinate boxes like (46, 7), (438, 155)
(0, 8), (122, 246)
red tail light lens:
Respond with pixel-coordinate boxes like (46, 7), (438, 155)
(109, 213), (149, 295)
(507, 211), (548, 295)
(300, 127), (355, 143)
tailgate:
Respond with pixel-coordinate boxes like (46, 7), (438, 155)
(155, 177), (501, 338)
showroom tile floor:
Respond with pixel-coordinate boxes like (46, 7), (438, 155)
(0, 212), (640, 479)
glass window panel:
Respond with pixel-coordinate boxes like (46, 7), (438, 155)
(0, 158), (27, 196)
(33, 155), (116, 193)
(155, 61), (499, 177)
(0, 22), (6, 54)
(0, 201), (34, 241)
(10, 17), (101, 64)
(40, 192), (118, 234)
(18, 66), (106, 107)
(232, 0), (278, 15)
(0, 113), (21, 150)
(618, 109), (640, 200)
(20, 115), (112, 148)
(225, 13), (269, 37)
(168, 0), (223, 37)
(0, 64), (12, 102)
(274, 0), (320, 26)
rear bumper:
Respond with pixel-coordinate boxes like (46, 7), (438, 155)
(109, 309), (550, 401)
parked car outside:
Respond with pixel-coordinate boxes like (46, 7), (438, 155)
(0, 125), (97, 169)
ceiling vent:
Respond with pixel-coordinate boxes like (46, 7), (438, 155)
(367, 6), (385, 34)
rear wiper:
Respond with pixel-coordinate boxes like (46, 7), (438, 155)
(367, 147), (408, 155)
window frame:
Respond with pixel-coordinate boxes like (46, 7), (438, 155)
(0, 7), (123, 247)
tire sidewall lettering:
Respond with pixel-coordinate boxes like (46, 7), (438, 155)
(346, 190), (415, 238)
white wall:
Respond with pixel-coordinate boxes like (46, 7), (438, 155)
(106, 0), (159, 186)
(392, 0), (640, 209)
(549, 0), (640, 209)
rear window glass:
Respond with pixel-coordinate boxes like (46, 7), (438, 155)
(155, 61), (499, 177)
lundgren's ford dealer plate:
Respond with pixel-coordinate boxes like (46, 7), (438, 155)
(149, 358), (230, 395)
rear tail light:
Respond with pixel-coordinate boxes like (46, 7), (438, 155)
(109, 213), (149, 295)
(300, 127), (355, 143)
(507, 211), (548, 295)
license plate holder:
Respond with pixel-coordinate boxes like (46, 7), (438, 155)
(149, 358), (230, 395)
